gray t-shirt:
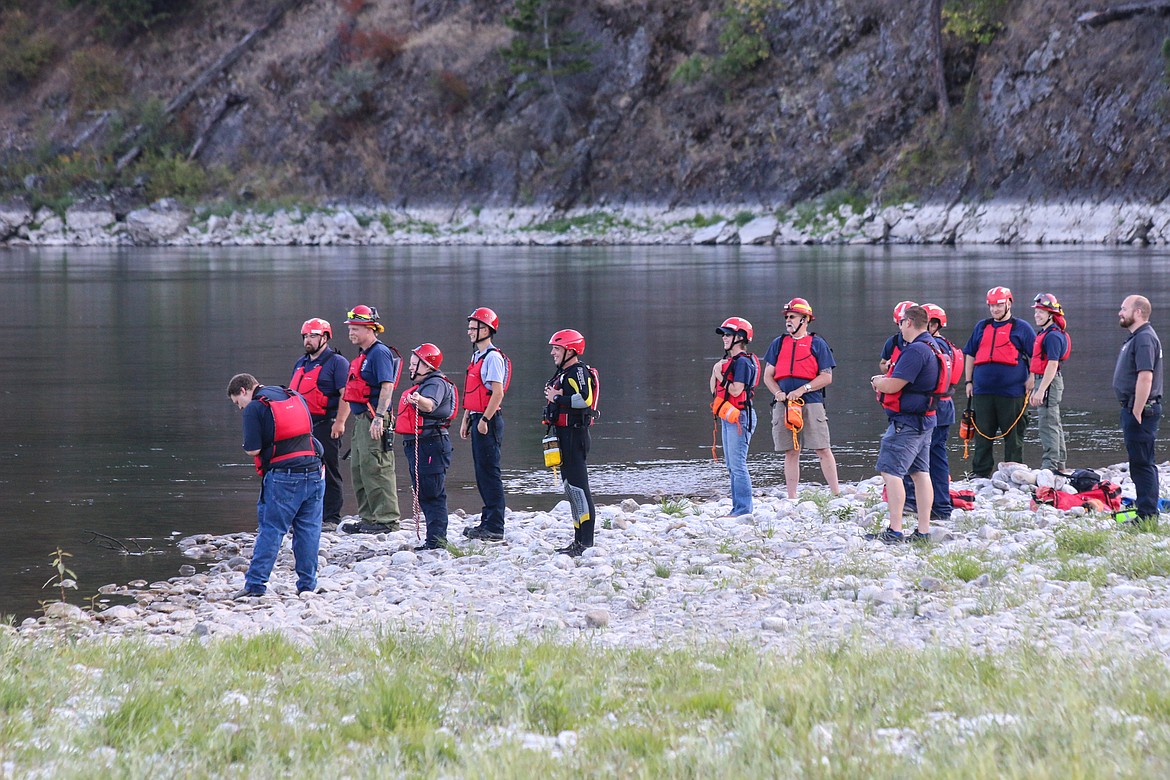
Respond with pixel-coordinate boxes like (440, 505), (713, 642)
(1113, 323), (1164, 403)
(473, 347), (508, 386)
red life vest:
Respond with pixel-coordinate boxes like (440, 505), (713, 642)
(772, 334), (821, 381)
(290, 356), (331, 417)
(463, 346), (512, 413)
(973, 319), (1024, 367)
(713, 352), (760, 412)
(342, 343), (400, 406)
(1029, 327), (1072, 374)
(254, 387), (316, 470)
(879, 340), (951, 416)
(394, 373), (459, 436)
(546, 364), (600, 427)
(939, 336), (965, 390)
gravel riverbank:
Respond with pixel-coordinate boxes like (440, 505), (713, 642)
(14, 461), (1170, 658)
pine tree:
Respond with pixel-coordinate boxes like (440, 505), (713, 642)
(500, 0), (596, 105)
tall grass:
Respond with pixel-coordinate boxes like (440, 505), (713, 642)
(3, 629), (1170, 776)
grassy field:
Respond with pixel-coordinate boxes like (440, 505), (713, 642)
(2, 627), (1169, 778)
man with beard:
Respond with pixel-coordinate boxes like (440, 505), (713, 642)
(290, 318), (350, 529)
(762, 297), (839, 499)
(962, 286), (1036, 478)
(1114, 295), (1164, 526)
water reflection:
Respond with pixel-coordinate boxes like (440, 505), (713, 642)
(1, 245), (1163, 620)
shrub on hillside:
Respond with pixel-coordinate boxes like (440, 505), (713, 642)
(67, 45), (127, 113)
(0, 10), (57, 91)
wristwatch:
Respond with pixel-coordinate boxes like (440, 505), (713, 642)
(803, 384), (812, 393)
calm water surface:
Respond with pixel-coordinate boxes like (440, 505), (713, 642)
(2, 245), (1166, 620)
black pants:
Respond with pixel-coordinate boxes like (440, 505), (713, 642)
(557, 425), (595, 547)
(313, 415), (344, 524)
(470, 412), (506, 533)
(402, 435), (452, 544)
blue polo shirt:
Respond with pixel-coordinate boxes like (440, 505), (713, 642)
(347, 341), (401, 416)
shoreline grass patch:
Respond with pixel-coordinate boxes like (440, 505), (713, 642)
(4, 629), (1170, 776)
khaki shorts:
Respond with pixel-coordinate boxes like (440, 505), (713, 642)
(771, 401), (832, 452)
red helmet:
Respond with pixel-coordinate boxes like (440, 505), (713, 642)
(549, 329), (585, 355)
(301, 317), (332, 339)
(345, 305), (380, 325)
(986, 286), (1012, 306)
(716, 316), (753, 342)
(922, 303), (947, 327)
(783, 297), (814, 321)
(1032, 292), (1063, 315)
(412, 343), (443, 370)
(467, 307), (499, 332)
(892, 300), (918, 324)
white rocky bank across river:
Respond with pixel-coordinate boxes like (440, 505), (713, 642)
(13, 461), (1170, 657)
(1, 199), (1168, 247)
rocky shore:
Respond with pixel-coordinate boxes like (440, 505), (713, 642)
(1, 199), (1167, 247)
(14, 461), (1170, 657)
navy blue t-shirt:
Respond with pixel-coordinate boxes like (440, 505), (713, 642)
(963, 317), (1035, 397)
(291, 347), (350, 416)
(762, 334), (835, 403)
(243, 387), (320, 470)
(347, 341), (401, 416)
(887, 334), (940, 429)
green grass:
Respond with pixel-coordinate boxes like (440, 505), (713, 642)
(927, 550), (1005, 583)
(4, 631), (1170, 776)
(523, 211), (637, 233)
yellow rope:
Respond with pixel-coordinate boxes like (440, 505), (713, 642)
(969, 391), (1031, 442)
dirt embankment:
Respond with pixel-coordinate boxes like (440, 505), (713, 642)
(2, 0), (1169, 210)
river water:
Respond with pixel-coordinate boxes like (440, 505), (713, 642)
(2, 245), (1164, 621)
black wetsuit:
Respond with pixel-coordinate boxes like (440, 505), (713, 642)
(545, 362), (597, 547)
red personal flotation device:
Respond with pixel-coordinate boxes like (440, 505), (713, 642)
(1028, 327), (1072, 375)
(713, 353), (761, 411)
(973, 319), (1025, 367)
(394, 373), (460, 436)
(772, 334), (821, 382)
(937, 336), (964, 394)
(342, 343), (401, 405)
(1032, 482), (1122, 512)
(878, 340), (951, 416)
(463, 346), (512, 413)
(254, 387), (316, 471)
(290, 356), (332, 416)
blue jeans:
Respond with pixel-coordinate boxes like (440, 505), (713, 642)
(1121, 403), (1162, 518)
(722, 410), (755, 516)
(470, 412), (506, 533)
(246, 469), (324, 594)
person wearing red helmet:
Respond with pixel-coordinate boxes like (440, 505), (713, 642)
(226, 373), (324, 597)
(909, 303), (964, 522)
(339, 305), (403, 535)
(1029, 293), (1072, 472)
(395, 344), (459, 550)
(544, 329), (599, 557)
(962, 286), (1036, 478)
(711, 317), (761, 517)
(762, 297), (840, 499)
(290, 317), (351, 529)
(461, 307), (511, 542)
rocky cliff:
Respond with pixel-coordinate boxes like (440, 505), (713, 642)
(2, 0), (1168, 212)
